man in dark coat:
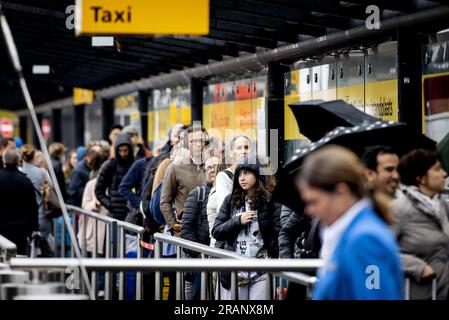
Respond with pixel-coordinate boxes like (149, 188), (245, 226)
(0, 148), (39, 255)
(95, 133), (135, 220)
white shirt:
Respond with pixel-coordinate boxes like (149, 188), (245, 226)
(319, 199), (371, 263)
(214, 170), (234, 214)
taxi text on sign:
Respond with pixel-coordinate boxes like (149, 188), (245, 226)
(75, 0), (210, 36)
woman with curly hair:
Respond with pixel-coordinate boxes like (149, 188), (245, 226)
(212, 155), (281, 300)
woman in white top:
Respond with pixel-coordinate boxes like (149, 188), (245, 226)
(207, 161), (227, 247)
(214, 135), (251, 220)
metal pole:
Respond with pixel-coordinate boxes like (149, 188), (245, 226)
(136, 233), (143, 300)
(265, 273), (273, 300)
(404, 278), (410, 300)
(111, 221), (118, 300)
(10, 258), (324, 272)
(0, 7), (93, 298)
(278, 277), (284, 301)
(230, 272), (238, 300)
(119, 228), (125, 300)
(432, 278), (437, 301)
(180, 263), (185, 300)
(61, 216), (66, 258)
(216, 272), (221, 300)
(0, 234), (17, 262)
(176, 246), (182, 300)
(52, 220), (58, 257)
(80, 214), (87, 295)
(154, 239), (162, 300)
(70, 213), (76, 258)
(92, 219), (98, 298)
(200, 253), (207, 300)
(105, 223), (111, 300)
(82, 216), (87, 257)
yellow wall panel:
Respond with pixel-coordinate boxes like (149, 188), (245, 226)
(364, 79), (399, 122)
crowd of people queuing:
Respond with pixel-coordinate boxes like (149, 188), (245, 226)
(0, 122), (448, 301)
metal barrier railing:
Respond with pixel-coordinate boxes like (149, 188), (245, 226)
(8, 257), (322, 300)
(3, 205), (321, 301)
(0, 234), (17, 263)
(53, 205), (145, 300)
(152, 233), (321, 300)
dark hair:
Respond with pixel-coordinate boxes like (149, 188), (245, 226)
(1, 137), (14, 148)
(186, 125), (208, 135)
(361, 145), (396, 171)
(232, 156), (271, 210)
(89, 150), (107, 171)
(398, 149), (439, 186)
(183, 125), (209, 148)
(298, 145), (391, 224)
(110, 124), (123, 133)
(232, 174), (271, 211)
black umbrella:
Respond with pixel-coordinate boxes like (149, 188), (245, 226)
(273, 121), (436, 213)
(288, 99), (379, 142)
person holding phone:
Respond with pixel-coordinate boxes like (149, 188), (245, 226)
(212, 155), (281, 300)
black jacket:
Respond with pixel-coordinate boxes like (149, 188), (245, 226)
(181, 182), (212, 256)
(279, 206), (308, 258)
(211, 194), (281, 289)
(212, 194), (281, 257)
(0, 167), (39, 254)
(51, 155), (67, 200)
(95, 133), (134, 220)
(67, 161), (91, 207)
(279, 207), (321, 259)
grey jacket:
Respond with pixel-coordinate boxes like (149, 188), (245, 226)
(391, 192), (449, 300)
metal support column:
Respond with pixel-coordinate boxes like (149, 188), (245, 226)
(138, 90), (151, 143)
(74, 104), (85, 148)
(102, 98), (114, 142)
(397, 29), (427, 135)
(190, 78), (205, 124)
(19, 115), (27, 144)
(267, 61), (289, 166)
(51, 108), (62, 143)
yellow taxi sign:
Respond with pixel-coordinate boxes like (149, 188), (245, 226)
(75, 0), (209, 36)
(73, 88), (95, 105)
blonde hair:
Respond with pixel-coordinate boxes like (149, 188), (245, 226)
(33, 150), (45, 168)
(20, 144), (36, 163)
(49, 143), (66, 158)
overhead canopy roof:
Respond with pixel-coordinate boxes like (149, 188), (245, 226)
(1, 0), (449, 110)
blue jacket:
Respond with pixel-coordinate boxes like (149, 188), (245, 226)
(313, 206), (403, 300)
(67, 161), (90, 207)
(119, 157), (148, 208)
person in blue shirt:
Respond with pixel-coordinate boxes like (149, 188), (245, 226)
(296, 145), (403, 300)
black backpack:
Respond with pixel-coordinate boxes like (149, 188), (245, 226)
(223, 169), (234, 182)
(140, 152), (171, 232)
